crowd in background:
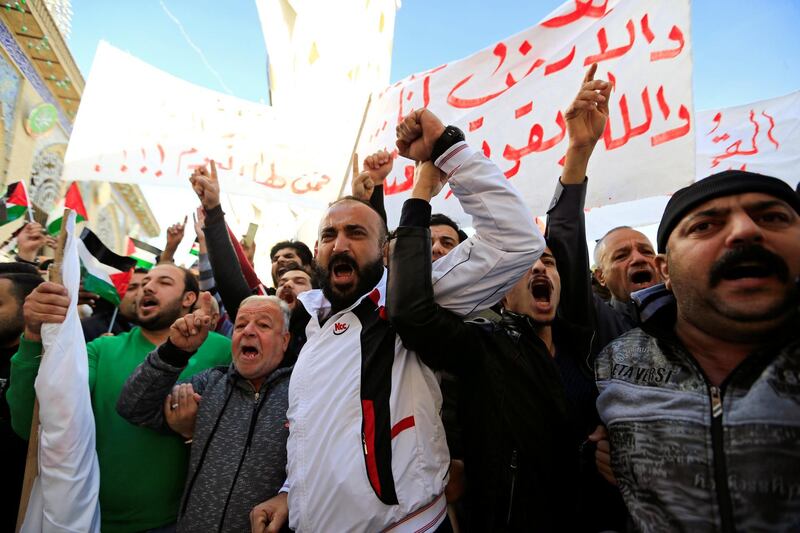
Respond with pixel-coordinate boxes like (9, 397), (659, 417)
(1, 66), (799, 533)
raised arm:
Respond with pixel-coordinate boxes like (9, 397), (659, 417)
(195, 207), (234, 336)
(352, 150), (391, 225)
(159, 217), (187, 264)
(396, 109), (544, 316)
(387, 168), (481, 371)
(116, 293), (215, 432)
(545, 65), (610, 328)
(190, 161), (253, 320)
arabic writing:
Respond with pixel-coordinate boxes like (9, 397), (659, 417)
(364, 3), (693, 199)
(91, 144), (334, 196)
(706, 109), (780, 170)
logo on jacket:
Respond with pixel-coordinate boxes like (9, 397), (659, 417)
(333, 321), (350, 335)
(768, 365), (800, 404)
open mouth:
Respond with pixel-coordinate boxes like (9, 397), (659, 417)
(139, 295), (159, 312)
(330, 261), (356, 285)
(720, 262), (772, 281)
(629, 270), (653, 285)
(276, 261), (301, 278)
(240, 345), (260, 361)
(279, 289), (296, 305)
(710, 246), (788, 287)
(529, 277), (553, 310)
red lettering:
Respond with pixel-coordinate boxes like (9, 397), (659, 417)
(384, 165), (415, 196)
(762, 111), (779, 148)
(585, 19), (636, 65)
(469, 117), (485, 131)
(544, 45), (576, 76)
(650, 26), (685, 61)
(541, 0), (608, 28)
(603, 85), (653, 150)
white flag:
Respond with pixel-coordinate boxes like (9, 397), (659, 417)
(23, 210), (101, 532)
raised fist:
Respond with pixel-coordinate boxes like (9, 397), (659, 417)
(396, 109), (446, 162)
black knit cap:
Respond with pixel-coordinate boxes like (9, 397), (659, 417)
(657, 170), (800, 253)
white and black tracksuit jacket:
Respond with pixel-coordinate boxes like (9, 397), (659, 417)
(282, 142), (545, 532)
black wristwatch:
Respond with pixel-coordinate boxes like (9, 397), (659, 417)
(430, 125), (466, 164)
(14, 255), (39, 267)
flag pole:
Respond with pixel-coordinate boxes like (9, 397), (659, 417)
(107, 306), (119, 334)
(16, 208), (71, 532)
(338, 94), (372, 199)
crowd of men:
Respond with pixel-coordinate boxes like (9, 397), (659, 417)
(1, 66), (798, 532)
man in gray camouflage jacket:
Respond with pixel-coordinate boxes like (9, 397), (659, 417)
(595, 170), (800, 532)
(117, 294), (292, 533)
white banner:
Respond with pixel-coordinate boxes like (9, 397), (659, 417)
(356, 0), (695, 227)
(696, 90), (800, 187)
(256, 0), (397, 113)
(64, 42), (342, 209)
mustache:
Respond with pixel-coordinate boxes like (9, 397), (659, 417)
(327, 253), (359, 273)
(709, 245), (789, 287)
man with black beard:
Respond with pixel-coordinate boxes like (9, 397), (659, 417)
(0, 262), (43, 531)
(7, 263), (231, 532)
(594, 171), (800, 532)
(247, 108), (542, 532)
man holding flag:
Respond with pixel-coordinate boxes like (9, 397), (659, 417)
(8, 260), (232, 532)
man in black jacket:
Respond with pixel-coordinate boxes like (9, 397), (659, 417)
(389, 172), (625, 531)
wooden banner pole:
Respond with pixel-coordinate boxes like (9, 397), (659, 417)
(338, 94), (372, 199)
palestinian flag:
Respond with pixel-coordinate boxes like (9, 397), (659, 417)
(1, 181), (29, 226)
(189, 239), (200, 256)
(127, 237), (161, 269)
(47, 182), (88, 235)
(77, 228), (137, 306)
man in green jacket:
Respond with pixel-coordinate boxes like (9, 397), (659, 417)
(7, 263), (231, 532)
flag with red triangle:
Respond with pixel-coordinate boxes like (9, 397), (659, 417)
(47, 182), (88, 235)
(127, 236), (161, 269)
(1, 181), (29, 226)
(77, 228), (136, 306)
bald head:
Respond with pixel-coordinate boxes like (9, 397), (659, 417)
(594, 227), (659, 301)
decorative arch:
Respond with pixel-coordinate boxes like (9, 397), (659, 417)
(29, 143), (67, 218)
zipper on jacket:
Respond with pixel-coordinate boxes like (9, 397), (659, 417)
(219, 385), (269, 531)
(506, 449), (518, 526)
(709, 385), (734, 533)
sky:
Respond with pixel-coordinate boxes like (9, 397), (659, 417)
(68, 0), (800, 110)
(64, 0), (800, 263)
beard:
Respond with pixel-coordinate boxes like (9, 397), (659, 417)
(315, 253), (384, 313)
(0, 314), (24, 347)
(137, 296), (185, 331)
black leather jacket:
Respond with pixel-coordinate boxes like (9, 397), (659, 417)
(388, 213), (625, 531)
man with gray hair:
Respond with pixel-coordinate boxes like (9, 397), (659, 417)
(117, 293), (292, 532)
